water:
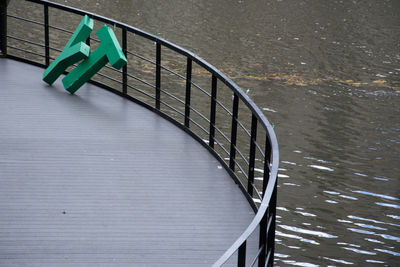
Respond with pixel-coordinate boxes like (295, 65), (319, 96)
(12, 0), (400, 265)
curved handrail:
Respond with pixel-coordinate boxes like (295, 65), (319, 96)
(1, 1), (279, 265)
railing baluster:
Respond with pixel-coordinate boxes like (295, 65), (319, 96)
(122, 27), (127, 94)
(258, 208), (268, 267)
(262, 135), (272, 195)
(85, 24), (90, 45)
(209, 75), (217, 148)
(44, 4), (49, 66)
(266, 185), (277, 267)
(155, 41), (161, 110)
(229, 93), (239, 171)
(84, 15), (91, 46)
(184, 57), (192, 127)
(0, 0), (7, 57)
(85, 15), (91, 46)
(248, 114), (257, 196)
(238, 241), (247, 267)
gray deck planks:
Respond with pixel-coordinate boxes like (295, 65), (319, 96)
(0, 58), (257, 266)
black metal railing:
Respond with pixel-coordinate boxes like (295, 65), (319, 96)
(0, 0), (279, 266)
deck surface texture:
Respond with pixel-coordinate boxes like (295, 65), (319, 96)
(0, 59), (257, 266)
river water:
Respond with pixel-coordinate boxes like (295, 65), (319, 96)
(12, 0), (400, 265)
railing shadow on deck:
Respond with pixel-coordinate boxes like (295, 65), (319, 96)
(0, 0), (279, 266)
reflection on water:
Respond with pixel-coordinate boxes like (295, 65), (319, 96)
(10, 0), (400, 265)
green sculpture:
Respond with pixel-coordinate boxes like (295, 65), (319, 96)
(62, 25), (127, 94)
(42, 15), (93, 85)
(43, 15), (127, 94)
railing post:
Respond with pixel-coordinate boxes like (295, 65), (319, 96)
(248, 114), (257, 196)
(260, 135), (274, 267)
(258, 209), (268, 267)
(262, 135), (272, 195)
(184, 57), (192, 127)
(266, 184), (277, 267)
(209, 75), (217, 148)
(44, 4), (49, 66)
(85, 15), (91, 46)
(229, 93), (239, 171)
(155, 41), (161, 110)
(0, 0), (7, 57)
(238, 241), (246, 267)
(122, 27), (127, 94)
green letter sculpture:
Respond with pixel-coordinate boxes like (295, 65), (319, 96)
(62, 25), (127, 94)
(43, 15), (127, 94)
(42, 15), (93, 85)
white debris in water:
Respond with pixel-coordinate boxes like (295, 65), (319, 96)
(337, 219), (353, 223)
(354, 223), (386, 231)
(366, 260), (385, 264)
(276, 206), (289, 211)
(282, 260), (319, 267)
(308, 164), (334, 171)
(365, 238), (384, 244)
(339, 195), (358, 200)
(295, 211), (317, 217)
(337, 242), (360, 247)
(283, 183), (300, 186)
(325, 200), (338, 204)
(374, 248), (400, 256)
(352, 190), (399, 200)
(376, 202), (400, 209)
(304, 156), (329, 163)
(254, 168), (264, 173)
(262, 107), (277, 113)
(342, 247), (376, 255)
(354, 172), (368, 177)
(347, 215), (400, 227)
(347, 228), (375, 235)
(279, 225), (338, 238)
(324, 190), (340, 195)
(282, 161), (297, 165)
(275, 231), (320, 245)
(275, 253), (290, 258)
(323, 257), (354, 265)
(386, 214), (400, 220)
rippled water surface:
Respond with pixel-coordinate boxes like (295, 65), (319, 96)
(12, 0), (400, 265)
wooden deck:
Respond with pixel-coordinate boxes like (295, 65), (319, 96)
(0, 58), (257, 266)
